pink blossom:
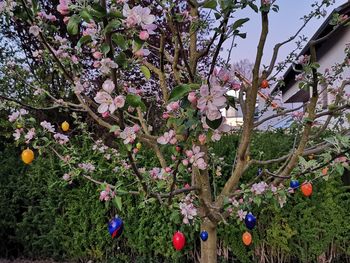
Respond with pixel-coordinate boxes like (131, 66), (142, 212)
(99, 190), (110, 201)
(139, 31), (149, 40)
(120, 126), (136, 144)
(251, 181), (268, 195)
(93, 51), (103, 59)
(63, 16), (70, 24)
(189, 145), (207, 170)
(114, 95), (125, 108)
(71, 55), (78, 64)
(8, 111), (20, 122)
(142, 23), (157, 34)
(197, 82), (226, 121)
(149, 167), (165, 180)
(182, 159), (189, 166)
(74, 80), (84, 94)
(29, 25), (40, 37)
(198, 134), (206, 145)
(134, 48), (150, 57)
(166, 101), (180, 112)
(297, 55), (310, 65)
(25, 128), (36, 144)
(123, 4), (155, 28)
(211, 131), (221, 142)
(165, 167), (172, 173)
(94, 91), (116, 114)
(270, 185), (277, 193)
(295, 73), (305, 81)
(62, 173), (70, 181)
(54, 133), (69, 144)
(78, 162), (95, 172)
(188, 91), (197, 105)
(179, 194), (197, 224)
(102, 111), (110, 118)
(13, 129), (22, 141)
(157, 130), (177, 145)
(231, 199), (239, 207)
(237, 209), (247, 221)
(162, 112), (170, 119)
(40, 121), (55, 133)
(102, 79), (115, 94)
(100, 58), (118, 74)
(132, 124), (140, 133)
(57, 0), (70, 15)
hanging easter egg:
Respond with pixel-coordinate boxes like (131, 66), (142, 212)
(260, 79), (269, 89)
(61, 121), (70, 132)
(301, 182), (313, 197)
(257, 168), (263, 176)
(172, 231), (186, 250)
(245, 213), (256, 230)
(108, 216), (124, 239)
(21, 148), (34, 164)
(242, 231), (252, 246)
(200, 231), (208, 241)
(290, 180), (300, 189)
(136, 142), (142, 150)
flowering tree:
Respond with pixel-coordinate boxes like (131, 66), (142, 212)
(1, 0), (350, 262)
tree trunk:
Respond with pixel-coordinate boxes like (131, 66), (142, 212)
(200, 218), (217, 263)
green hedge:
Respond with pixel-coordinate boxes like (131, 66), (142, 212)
(0, 132), (349, 262)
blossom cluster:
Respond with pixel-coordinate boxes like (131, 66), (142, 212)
(179, 194), (197, 224)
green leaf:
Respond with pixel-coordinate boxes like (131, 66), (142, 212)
(214, 13), (221, 19)
(253, 196), (262, 207)
(232, 18), (249, 30)
(89, 3), (106, 19)
(335, 163), (344, 175)
(140, 65), (151, 80)
(206, 116), (223, 130)
(203, 0), (217, 9)
(80, 9), (93, 22)
(237, 33), (247, 39)
(109, 125), (120, 133)
(249, 2), (259, 13)
(116, 52), (127, 68)
(111, 34), (127, 50)
(133, 37), (143, 52)
(77, 35), (92, 47)
(104, 19), (121, 34)
(126, 94), (146, 111)
(169, 84), (199, 102)
(113, 196), (122, 211)
(67, 15), (80, 35)
(226, 96), (237, 110)
(100, 43), (110, 55)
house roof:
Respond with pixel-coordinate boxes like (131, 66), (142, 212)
(274, 1), (350, 100)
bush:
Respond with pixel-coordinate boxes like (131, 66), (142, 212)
(0, 131), (349, 262)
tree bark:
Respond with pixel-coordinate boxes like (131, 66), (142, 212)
(200, 219), (217, 263)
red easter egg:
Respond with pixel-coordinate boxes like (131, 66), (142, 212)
(242, 231), (252, 246)
(172, 231), (186, 250)
(261, 79), (269, 89)
(301, 182), (313, 197)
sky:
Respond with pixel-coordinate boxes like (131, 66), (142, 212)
(223, 0), (348, 67)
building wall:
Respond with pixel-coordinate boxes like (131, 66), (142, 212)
(281, 26), (350, 128)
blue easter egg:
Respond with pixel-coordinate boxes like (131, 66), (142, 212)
(200, 231), (208, 241)
(108, 217), (124, 239)
(290, 180), (300, 189)
(257, 168), (263, 175)
(245, 213), (256, 230)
